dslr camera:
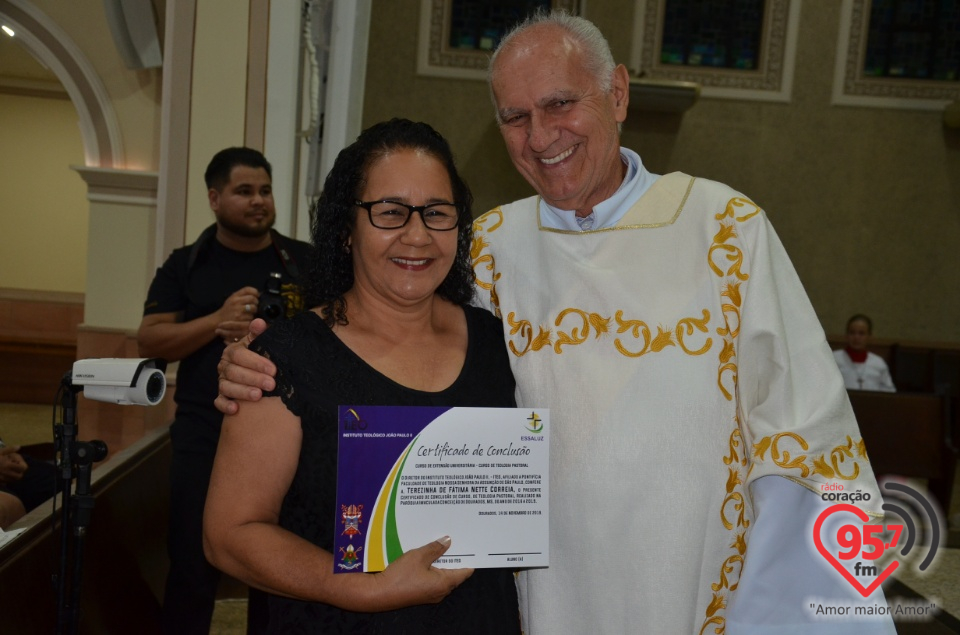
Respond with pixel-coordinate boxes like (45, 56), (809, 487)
(257, 272), (287, 324)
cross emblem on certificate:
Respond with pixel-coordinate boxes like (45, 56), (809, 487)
(527, 411), (543, 433)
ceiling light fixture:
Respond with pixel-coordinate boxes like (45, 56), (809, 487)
(1, 25), (14, 37)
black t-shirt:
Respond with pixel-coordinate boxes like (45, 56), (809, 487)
(251, 305), (521, 634)
(143, 230), (313, 426)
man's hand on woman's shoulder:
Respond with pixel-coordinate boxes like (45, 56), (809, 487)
(215, 318), (277, 415)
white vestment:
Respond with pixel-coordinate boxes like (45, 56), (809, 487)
(833, 349), (896, 392)
(472, 173), (892, 634)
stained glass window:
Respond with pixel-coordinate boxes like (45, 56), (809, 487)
(864, 0), (960, 81)
(659, 0), (765, 70)
(448, 0), (551, 52)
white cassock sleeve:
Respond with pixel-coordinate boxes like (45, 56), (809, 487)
(726, 476), (897, 635)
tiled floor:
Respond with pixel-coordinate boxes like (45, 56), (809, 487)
(211, 598), (247, 634)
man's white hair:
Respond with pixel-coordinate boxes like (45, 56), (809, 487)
(488, 10), (617, 123)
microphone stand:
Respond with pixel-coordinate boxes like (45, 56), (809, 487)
(54, 373), (108, 635)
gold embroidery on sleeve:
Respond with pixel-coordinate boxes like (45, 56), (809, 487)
(471, 234), (499, 293)
(761, 432), (811, 477)
(723, 428), (744, 466)
(717, 340), (738, 401)
(699, 617), (724, 635)
(708, 223), (750, 282)
(720, 426), (751, 532)
(812, 435), (863, 480)
(717, 283), (742, 338)
(702, 196), (758, 635)
(700, 593), (726, 635)
(753, 432), (869, 481)
(472, 207), (503, 232)
(471, 209), (504, 315)
(711, 548), (745, 592)
(715, 197), (761, 223)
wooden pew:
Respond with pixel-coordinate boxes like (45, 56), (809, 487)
(846, 389), (958, 514)
(0, 290), (84, 405)
(0, 427), (171, 634)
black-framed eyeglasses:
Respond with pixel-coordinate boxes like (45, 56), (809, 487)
(354, 199), (461, 231)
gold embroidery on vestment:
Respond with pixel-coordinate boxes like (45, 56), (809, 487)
(706, 593), (725, 617)
(718, 282), (742, 338)
(720, 491), (748, 531)
(699, 616), (724, 635)
(552, 309), (610, 353)
(716, 197), (761, 223)
(496, 305), (716, 359)
(702, 195), (759, 635)
(708, 225), (749, 281)
(471, 210), (503, 303)
(812, 435), (864, 480)
(753, 432), (869, 481)
(613, 311), (652, 358)
(505, 313), (551, 357)
(473, 208), (503, 232)
(677, 310), (712, 355)
(723, 428), (746, 467)
(725, 467), (742, 493)
(718, 362), (738, 401)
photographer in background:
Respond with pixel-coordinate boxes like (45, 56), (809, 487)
(138, 147), (312, 635)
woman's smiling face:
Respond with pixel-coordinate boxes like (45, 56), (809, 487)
(348, 148), (458, 307)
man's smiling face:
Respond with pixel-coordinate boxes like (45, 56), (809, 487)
(492, 24), (629, 216)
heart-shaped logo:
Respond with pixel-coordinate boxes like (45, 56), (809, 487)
(813, 503), (899, 597)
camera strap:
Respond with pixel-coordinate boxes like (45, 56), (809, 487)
(188, 223), (301, 280)
(269, 230), (300, 279)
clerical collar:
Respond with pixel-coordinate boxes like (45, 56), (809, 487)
(538, 148), (659, 231)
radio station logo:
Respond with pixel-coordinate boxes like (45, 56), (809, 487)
(813, 481), (943, 598)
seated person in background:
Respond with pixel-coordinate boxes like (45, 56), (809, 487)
(0, 438), (57, 529)
(833, 314), (896, 392)
(202, 119), (521, 634)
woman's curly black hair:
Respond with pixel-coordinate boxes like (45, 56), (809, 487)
(305, 119), (475, 326)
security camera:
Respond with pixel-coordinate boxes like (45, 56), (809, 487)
(71, 358), (168, 406)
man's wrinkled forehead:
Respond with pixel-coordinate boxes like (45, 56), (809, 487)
(494, 25), (579, 73)
(491, 28), (585, 106)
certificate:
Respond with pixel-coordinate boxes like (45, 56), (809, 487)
(334, 406), (549, 573)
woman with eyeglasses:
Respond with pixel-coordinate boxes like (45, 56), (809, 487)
(203, 119), (520, 634)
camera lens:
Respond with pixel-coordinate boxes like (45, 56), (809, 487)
(145, 371), (166, 404)
(262, 302), (283, 320)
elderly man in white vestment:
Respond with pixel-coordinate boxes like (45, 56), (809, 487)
(215, 11), (900, 635)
